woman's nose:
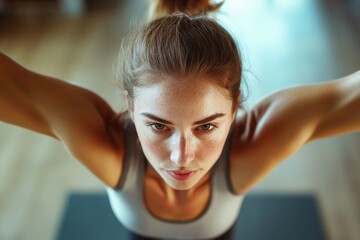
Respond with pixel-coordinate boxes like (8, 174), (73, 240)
(169, 133), (195, 166)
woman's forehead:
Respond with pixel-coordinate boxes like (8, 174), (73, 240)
(133, 77), (233, 121)
(135, 75), (229, 98)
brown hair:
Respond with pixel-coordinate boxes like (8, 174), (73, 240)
(148, 0), (224, 21)
(117, 12), (242, 112)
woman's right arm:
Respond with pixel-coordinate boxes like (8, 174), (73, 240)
(0, 52), (124, 188)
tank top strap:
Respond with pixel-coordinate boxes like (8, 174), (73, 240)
(113, 117), (141, 190)
(211, 126), (236, 193)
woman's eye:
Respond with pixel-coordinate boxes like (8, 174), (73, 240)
(150, 123), (167, 132)
(198, 124), (215, 131)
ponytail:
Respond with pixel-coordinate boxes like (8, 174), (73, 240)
(148, 0), (224, 21)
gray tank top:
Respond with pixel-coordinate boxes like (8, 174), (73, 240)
(106, 120), (244, 239)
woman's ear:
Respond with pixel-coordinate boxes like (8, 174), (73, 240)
(232, 109), (238, 123)
(124, 91), (134, 121)
(231, 95), (241, 122)
(124, 90), (129, 106)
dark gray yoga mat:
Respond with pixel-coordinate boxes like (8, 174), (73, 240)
(56, 192), (326, 240)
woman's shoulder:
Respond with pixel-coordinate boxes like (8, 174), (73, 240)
(228, 107), (281, 194)
(63, 108), (129, 189)
(109, 111), (131, 130)
(230, 107), (262, 147)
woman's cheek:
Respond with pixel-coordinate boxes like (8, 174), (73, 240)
(201, 140), (223, 158)
(199, 134), (228, 161)
(139, 131), (169, 160)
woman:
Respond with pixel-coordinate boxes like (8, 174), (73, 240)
(0, 1), (359, 240)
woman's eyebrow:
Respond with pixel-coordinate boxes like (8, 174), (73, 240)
(141, 113), (172, 124)
(140, 113), (226, 125)
(193, 113), (225, 125)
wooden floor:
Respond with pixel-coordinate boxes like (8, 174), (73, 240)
(0, 0), (359, 239)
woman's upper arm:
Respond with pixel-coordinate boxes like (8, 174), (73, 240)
(309, 70), (360, 141)
(230, 71), (360, 194)
(52, 91), (125, 188)
(244, 71), (360, 159)
(0, 52), (125, 187)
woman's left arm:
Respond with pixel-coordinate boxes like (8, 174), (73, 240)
(307, 70), (360, 141)
(253, 70), (360, 147)
(230, 70), (360, 194)
(233, 71), (360, 155)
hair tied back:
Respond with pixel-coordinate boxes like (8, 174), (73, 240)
(148, 0), (224, 21)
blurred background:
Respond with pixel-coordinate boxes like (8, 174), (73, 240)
(0, 0), (359, 239)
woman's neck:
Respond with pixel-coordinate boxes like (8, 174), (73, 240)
(146, 164), (211, 204)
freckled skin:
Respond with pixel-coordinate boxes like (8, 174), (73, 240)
(129, 75), (236, 191)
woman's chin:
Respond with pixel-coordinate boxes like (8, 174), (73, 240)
(161, 175), (197, 190)
(168, 182), (197, 191)
(162, 171), (203, 190)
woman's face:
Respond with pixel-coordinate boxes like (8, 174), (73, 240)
(130, 75), (236, 190)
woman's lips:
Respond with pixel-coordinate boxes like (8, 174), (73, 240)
(166, 170), (197, 181)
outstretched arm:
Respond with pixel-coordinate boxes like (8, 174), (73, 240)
(308, 71), (360, 140)
(230, 70), (360, 194)
(0, 52), (124, 187)
(258, 70), (360, 146)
